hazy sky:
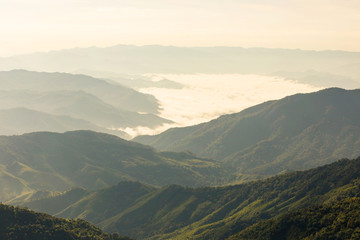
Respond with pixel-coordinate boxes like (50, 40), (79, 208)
(1, 0), (360, 56)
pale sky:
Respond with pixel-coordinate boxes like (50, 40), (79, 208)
(1, 0), (360, 56)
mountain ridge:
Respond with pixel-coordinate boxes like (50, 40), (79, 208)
(135, 88), (360, 181)
(16, 157), (360, 239)
(0, 130), (224, 202)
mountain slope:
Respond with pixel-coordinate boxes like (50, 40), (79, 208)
(0, 107), (128, 138)
(228, 197), (360, 240)
(0, 131), (223, 202)
(18, 182), (157, 225)
(0, 203), (131, 240)
(0, 90), (171, 129)
(0, 69), (159, 114)
(19, 157), (360, 239)
(135, 88), (360, 180)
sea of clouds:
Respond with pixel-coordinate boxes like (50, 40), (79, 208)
(122, 74), (322, 137)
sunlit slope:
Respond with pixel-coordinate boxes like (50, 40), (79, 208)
(135, 88), (360, 180)
(19, 158), (360, 240)
(0, 203), (132, 240)
(0, 130), (223, 201)
(228, 197), (360, 240)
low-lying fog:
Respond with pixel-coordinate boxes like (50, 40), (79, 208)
(120, 74), (322, 137)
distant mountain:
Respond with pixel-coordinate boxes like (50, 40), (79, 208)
(135, 88), (360, 181)
(17, 157), (360, 239)
(0, 130), (224, 202)
(0, 203), (131, 240)
(0, 107), (128, 138)
(0, 90), (171, 130)
(228, 197), (360, 240)
(0, 70), (172, 135)
(1, 46), (360, 80)
(0, 69), (159, 114)
(274, 70), (360, 89)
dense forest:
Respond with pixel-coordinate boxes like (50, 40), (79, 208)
(229, 197), (360, 240)
(15, 157), (360, 239)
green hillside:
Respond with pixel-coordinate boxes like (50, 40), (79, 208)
(0, 203), (131, 240)
(0, 130), (224, 202)
(135, 88), (360, 181)
(228, 197), (360, 240)
(19, 157), (360, 239)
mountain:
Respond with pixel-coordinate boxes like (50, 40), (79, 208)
(18, 182), (156, 223)
(0, 90), (171, 130)
(228, 197), (360, 240)
(17, 157), (360, 239)
(1, 46), (360, 80)
(135, 88), (360, 181)
(0, 107), (128, 138)
(274, 70), (360, 89)
(0, 69), (159, 114)
(0, 203), (131, 240)
(0, 130), (224, 202)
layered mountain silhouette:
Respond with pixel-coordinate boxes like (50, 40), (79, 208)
(1, 46), (360, 81)
(0, 90), (170, 130)
(0, 130), (223, 202)
(0, 70), (172, 137)
(0, 107), (128, 138)
(0, 69), (159, 113)
(135, 88), (360, 181)
(15, 157), (360, 239)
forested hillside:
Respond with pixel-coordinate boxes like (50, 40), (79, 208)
(0, 130), (224, 202)
(17, 157), (360, 239)
(135, 88), (360, 181)
(228, 197), (360, 240)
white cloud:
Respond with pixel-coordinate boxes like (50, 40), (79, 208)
(134, 74), (322, 136)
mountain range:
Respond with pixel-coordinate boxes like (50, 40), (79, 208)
(0, 83), (359, 239)
(135, 88), (360, 181)
(0, 70), (172, 137)
(0, 69), (159, 114)
(0, 107), (128, 138)
(1, 46), (360, 79)
(0, 46), (359, 92)
(0, 130), (224, 202)
(14, 157), (360, 239)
